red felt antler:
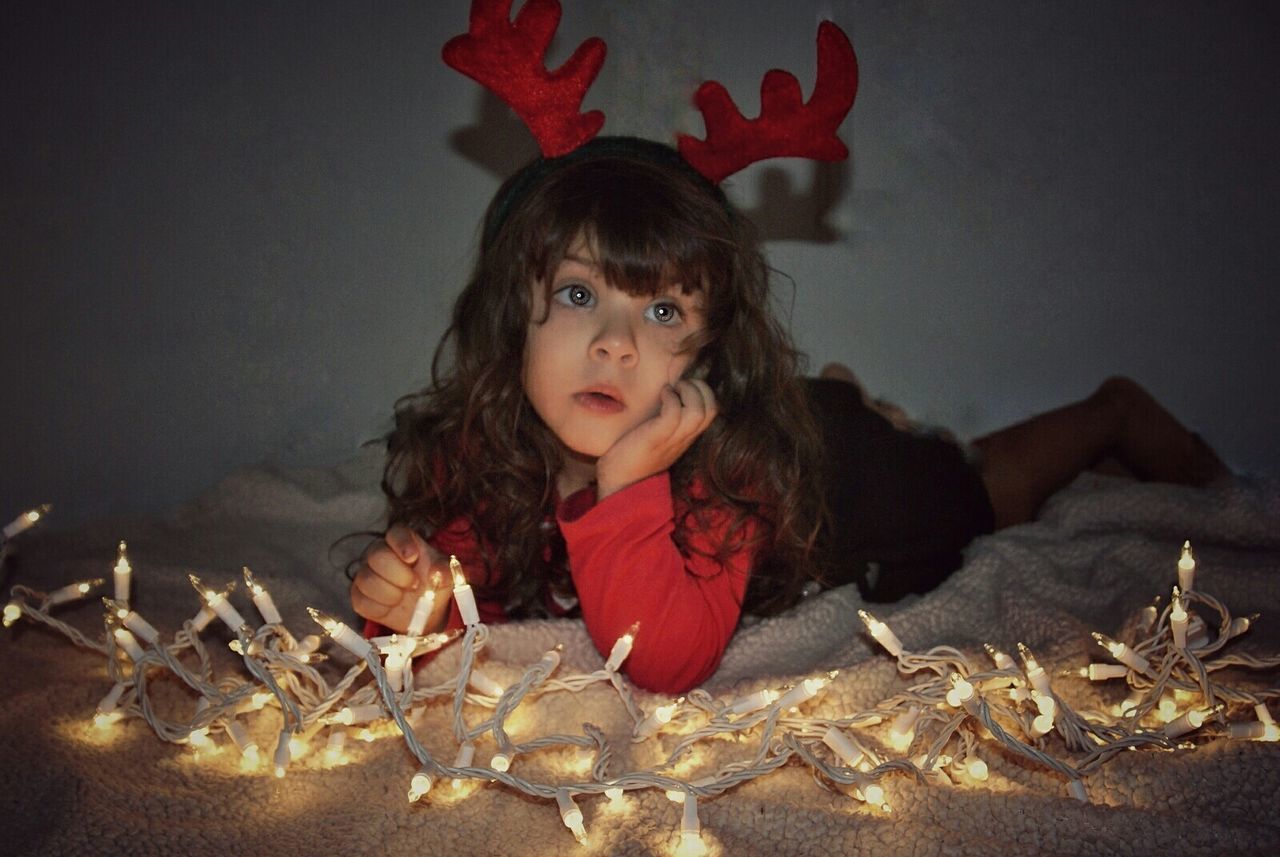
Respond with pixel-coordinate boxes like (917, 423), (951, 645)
(442, 0), (606, 158)
(677, 21), (858, 184)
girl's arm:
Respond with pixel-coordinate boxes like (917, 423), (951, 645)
(558, 471), (756, 694)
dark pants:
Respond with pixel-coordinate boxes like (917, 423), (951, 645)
(805, 378), (995, 602)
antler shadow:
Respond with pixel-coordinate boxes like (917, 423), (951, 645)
(448, 89), (542, 180)
(741, 160), (850, 244)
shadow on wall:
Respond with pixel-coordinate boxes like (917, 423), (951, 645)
(447, 91), (852, 245)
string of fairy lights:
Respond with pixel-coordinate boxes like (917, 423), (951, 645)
(4, 502), (1280, 854)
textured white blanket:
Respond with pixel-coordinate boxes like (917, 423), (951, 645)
(2, 451), (1278, 856)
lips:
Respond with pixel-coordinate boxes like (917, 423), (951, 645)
(573, 386), (625, 414)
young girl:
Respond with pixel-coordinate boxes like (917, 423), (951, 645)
(349, 136), (1226, 694)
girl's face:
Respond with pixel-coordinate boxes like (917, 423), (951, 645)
(522, 238), (704, 466)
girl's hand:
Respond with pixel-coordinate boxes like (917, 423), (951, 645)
(596, 378), (718, 500)
(350, 525), (451, 633)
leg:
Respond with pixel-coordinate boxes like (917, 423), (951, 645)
(972, 376), (1228, 529)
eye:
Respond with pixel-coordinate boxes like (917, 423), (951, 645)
(645, 301), (682, 325)
(553, 284), (594, 308)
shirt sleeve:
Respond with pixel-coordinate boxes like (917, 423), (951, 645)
(557, 472), (756, 694)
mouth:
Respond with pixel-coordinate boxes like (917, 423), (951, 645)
(573, 387), (625, 414)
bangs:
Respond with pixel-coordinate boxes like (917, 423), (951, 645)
(526, 156), (734, 300)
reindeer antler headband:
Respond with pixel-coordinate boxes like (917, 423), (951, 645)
(443, 0), (858, 185)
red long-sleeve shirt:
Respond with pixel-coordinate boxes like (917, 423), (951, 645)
(364, 471), (757, 693)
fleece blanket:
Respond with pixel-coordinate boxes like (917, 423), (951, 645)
(2, 449), (1278, 856)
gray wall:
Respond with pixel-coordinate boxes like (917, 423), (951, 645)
(3, 1), (1276, 529)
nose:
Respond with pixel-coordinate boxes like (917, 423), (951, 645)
(590, 310), (638, 366)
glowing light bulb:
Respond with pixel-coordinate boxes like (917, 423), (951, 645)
(556, 790), (588, 845)
(94, 682), (127, 728)
(113, 541), (132, 605)
(1157, 697), (1178, 723)
(888, 706), (920, 752)
(635, 699), (681, 740)
(104, 598), (160, 645)
(1165, 706), (1219, 739)
(1086, 663), (1129, 681)
(1092, 632), (1151, 675)
(273, 729), (291, 778)
(984, 643), (1017, 671)
(113, 627), (145, 661)
(605, 621), (641, 672)
(605, 786), (624, 804)
(858, 609), (904, 656)
(490, 752), (511, 773)
(853, 779), (888, 811)
(1118, 690), (1143, 717)
(1177, 540), (1196, 591)
(1229, 614), (1257, 638)
(945, 673), (976, 709)
(405, 586), (436, 638)
(384, 647), (407, 693)
(334, 704), (383, 726)
(451, 742), (476, 790)
(1031, 713), (1055, 737)
(722, 687), (780, 717)
(306, 607), (373, 659)
(243, 567), (283, 625)
(1170, 587), (1189, 649)
(775, 675), (832, 712)
(2, 503), (51, 538)
(226, 721), (261, 777)
(408, 769), (434, 802)
(187, 726), (213, 751)
(822, 725), (864, 768)
(189, 575), (247, 633)
(2, 602), (20, 628)
(468, 669), (505, 698)
(449, 555), (480, 626)
(46, 578), (104, 607)
(675, 793), (706, 857)
(323, 729), (348, 767)
(965, 755), (989, 781)
(1017, 642), (1053, 695)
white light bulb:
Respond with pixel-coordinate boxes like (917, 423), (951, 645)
(113, 541), (132, 605)
(556, 790), (588, 845)
(605, 622), (640, 672)
(858, 609), (904, 656)
(1177, 540), (1196, 591)
(46, 578), (104, 607)
(468, 669), (505, 698)
(243, 567), (283, 625)
(449, 556), (480, 626)
(403, 586), (435, 638)
(451, 742), (476, 790)
(408, 769), (434, 802)
(306, 607), (373, 659)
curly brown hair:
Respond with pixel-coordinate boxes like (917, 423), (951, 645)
(381, 137), (826, 617)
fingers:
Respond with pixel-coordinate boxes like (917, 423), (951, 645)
(350, 528), (425, 624)
(362, 537), (419, 591)
(350, 583), (390, 622)
(668, 378), (718, 441)
(385, 524), (423, 565)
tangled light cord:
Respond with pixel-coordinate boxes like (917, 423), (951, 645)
(4, 508), (1279, 853)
